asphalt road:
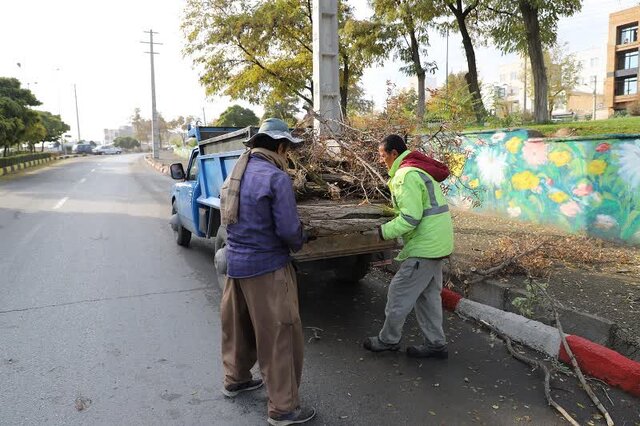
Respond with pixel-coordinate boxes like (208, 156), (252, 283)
(1, 154), (638, 426)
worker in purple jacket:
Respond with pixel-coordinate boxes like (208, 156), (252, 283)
(219, 118), (316, 426)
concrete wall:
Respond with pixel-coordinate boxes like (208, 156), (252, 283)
(448, 129), (640, 245)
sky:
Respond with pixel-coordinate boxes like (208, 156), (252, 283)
(0, 0), (637, 142)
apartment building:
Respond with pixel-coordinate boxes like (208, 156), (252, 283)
(604, 6), (640, 115)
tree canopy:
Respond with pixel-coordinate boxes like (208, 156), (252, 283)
(0, 77), (41, 154)
(214, 105), (260, 127)
(113, 136), (140, 149)
(182, 0), (390, 117)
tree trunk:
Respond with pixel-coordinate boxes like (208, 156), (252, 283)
(340, 55), (349, 119)
(519, 0), (549, 123)
(41, 141), (45, 152)
(409, 29), (425, 121)
(452, 4), (486, 123)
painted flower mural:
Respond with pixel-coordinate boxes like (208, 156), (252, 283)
(447, 129), (640, 246)
(475, 148), (508, 187)
(522, 141), (548, 166)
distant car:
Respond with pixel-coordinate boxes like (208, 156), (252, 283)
(72, 143), (94, 154)
(94, 145), (122, 155)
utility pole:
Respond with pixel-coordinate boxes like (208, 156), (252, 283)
(202, 107), (207, 125)
(141, 30), (162, 159)
(74, 84), (81, 142)
(312, 0), (340, 137)
(592, 75), (597, 120)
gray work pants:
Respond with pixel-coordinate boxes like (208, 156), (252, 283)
(379, 258), (446, 348)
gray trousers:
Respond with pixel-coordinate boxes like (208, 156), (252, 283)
(379, 258), (446, 348)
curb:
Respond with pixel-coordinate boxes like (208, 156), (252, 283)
(0, 154), (82, 176)
(441, 287), (640, 397)
(144, 155), (170, 175)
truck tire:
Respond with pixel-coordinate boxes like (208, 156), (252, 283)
(213, 225), (228, 290)
(172, 201), (191, 247)
(332, 254), (371, 283)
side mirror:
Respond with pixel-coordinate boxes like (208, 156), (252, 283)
(170, 163), (185, 180)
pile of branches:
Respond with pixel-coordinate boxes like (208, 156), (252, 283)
(477, 235), (635, 278)
(288, 115), (469, 203)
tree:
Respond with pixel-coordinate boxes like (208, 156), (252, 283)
(0, 77), (41, 155)
(167, 115), (196, 144)
(130, 108), (151, 144)
(442, 0), (486, 123)
(485, 0), (582, 123)
(38, 111), (70, 152)
(214, 105), (259, 127)
(22, 115), (46, 153)
(522, 45), (582, 113)
(371, 0), (439, 121)
(182, 0), (390, 118)
(113, 136), (140, 150)
(262, 96), (300, 127)
(426, 72), (478, 126)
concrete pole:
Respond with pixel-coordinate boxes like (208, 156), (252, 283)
(312, 0), (340, 137)
(74, 84), (81, 142)
(142, 30), (162, 159)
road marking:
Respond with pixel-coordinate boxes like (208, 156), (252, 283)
(91, 168), (96, 172)
(53, 197), (69, 210)
(79, 177), (86, 183)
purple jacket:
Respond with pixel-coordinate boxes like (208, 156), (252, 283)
(226, 155), (304, 278)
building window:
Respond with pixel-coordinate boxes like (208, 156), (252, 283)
(618, 50), (639, 70)
(615, 76), (638, 95)
(619, 24), (638, 44)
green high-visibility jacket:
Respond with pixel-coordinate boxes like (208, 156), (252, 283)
(380, 150), (454, 260)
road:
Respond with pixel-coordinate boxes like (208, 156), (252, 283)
(1, 154), (638, 425)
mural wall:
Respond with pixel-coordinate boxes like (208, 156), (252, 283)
(448, 129), (640, 246)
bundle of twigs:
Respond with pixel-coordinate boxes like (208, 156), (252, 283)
(288, 114), (469, 204)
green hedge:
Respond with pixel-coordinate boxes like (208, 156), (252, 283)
(0, 152), (55, 168)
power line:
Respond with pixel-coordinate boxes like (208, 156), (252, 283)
(141, 30), (162, 159)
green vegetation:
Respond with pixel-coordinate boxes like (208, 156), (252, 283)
(464, 117), (640, 137)
(113, 136), (140, 149)
(0, 152), (54, 168)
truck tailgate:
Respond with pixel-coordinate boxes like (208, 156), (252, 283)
(293, 230), (397, 262)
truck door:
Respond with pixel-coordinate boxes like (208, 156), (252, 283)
(175, 150), (200, 233)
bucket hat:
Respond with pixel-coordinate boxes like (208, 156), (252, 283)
(247, 118), (303, 146)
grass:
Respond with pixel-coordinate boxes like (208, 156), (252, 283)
(465, 116), (640, 137)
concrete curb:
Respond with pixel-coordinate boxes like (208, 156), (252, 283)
(0, 154), (84, 177)
(441, 287), (640, 397)
(144, 155), (170, 175)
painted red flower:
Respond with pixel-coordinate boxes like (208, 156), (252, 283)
(596, 143), (610, 153)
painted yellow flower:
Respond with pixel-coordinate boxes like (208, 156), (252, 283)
(469, 179), (479, 189)
(588, 159), (607, 175)
(448, 153), (466, 177)
(511, 171), (540, 191)
(505, 137), (522, 154)
(549, 191), (569, 203)
(495, 190), (503, 199)
(548, 150), (572, 167)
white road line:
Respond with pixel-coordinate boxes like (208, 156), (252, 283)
(53, 197), (69, 210)
(79, 177), (86, 183)
(91, 168), (96, 172)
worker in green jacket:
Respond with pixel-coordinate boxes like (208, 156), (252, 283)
(364, 134), (454, 358)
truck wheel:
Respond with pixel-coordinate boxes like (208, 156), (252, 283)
(333, 254), (371, 284)
(172, 201), (191, 247)
(213, 226), (228, 290)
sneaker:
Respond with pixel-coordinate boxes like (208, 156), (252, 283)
(406, 345), (449, 359)
(268, 407), (316, 425)
(221, 379), (264, 397)
(363, 336), (400, 352)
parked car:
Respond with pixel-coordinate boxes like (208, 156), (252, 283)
(72, 143), (94, 154)
(94, 145), (122, 155)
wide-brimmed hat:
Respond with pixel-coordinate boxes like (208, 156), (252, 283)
(247, 118), (303, 146)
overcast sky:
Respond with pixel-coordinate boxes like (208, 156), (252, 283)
(0, 0), (637, 141)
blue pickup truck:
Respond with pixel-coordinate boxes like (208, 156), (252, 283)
(168, 125), (396, 287)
